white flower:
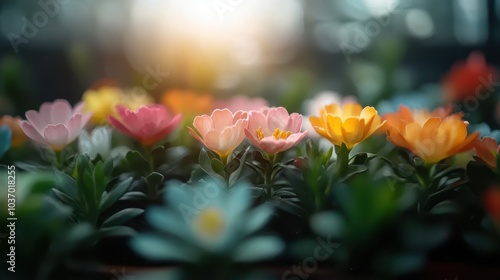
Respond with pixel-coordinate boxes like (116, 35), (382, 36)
(79, 126), (128, 160)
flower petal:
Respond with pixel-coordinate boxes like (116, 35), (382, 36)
(43, 124), (70, 149)
(18, 120), (46, 144)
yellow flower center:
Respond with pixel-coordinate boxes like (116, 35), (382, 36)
(193, 208), (225, 240)
(255, 127), (291, 141)
(256, 127), (265, 140)
(272, 128), (291, 140)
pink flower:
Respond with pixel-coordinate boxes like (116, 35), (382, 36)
(245, 107), (307, 155)
(213, 96), (268, 112)
(18, 99), (91, 151)
(108, 104), (181, 147)
(188, 109), (248, 160)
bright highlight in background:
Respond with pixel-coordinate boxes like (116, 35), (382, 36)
(126, 0), (304, 70)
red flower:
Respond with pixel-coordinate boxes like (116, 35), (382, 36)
(484, 188), (500, 224)
(442, 52), (496, 102)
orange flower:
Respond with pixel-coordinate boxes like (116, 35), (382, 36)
(161, 89), (213, 116)
(474, 137), (500, 170)
(309, 103), (385, 150)
(384, 105), (479, 164)
(0, 115), (26, 147)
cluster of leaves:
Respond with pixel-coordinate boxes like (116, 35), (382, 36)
(382, 149), (470, 216)
(192, 147), (250, 187)
(270, 139), (499, 277)
(121, 143), (193, 198)
(0, 170), (94, 280)
(51, 154), (143, 236)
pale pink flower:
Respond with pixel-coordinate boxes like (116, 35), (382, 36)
(18, 99), (92, 151)
(188, 109), (248, 160)
(108, 104), (181, 147)
(213, 96), (268, 112)
(245, 107), (307, 155)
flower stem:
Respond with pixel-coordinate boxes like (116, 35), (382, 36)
(54, 149), (62, 169)
(221, 155), (228, 167)
(145, 146), (155, 173)
(335, 143), (350, 178)
(264, 153), (276, 198)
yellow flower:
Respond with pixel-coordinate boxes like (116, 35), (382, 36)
(309, 103), (385, 150)
(384, 105), (479, 164)
(82, 86), (153, 124)
(121, 90), (154, 110)
(161, 89), (213, 117)
(82, 86), (122, 124)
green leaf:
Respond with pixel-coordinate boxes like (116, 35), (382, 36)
(211, 158), (224, 173)
(429, 200), (460, 215)
(228, 160), (246, 187)
(321, 147), (334, 165)
(82, 170), (96, 207)
(305, 139), (313, 157)
(151, 145), (166, 158)
(76, 154), (93, 178)
(126, 150), (149, 173)
(23, 173), (57, 196)
(101, 208), (144, 228)
(224, 157), (240, 174)
(51, 188), (79, 208)
(102, 158), (114, 175)
(198, 148), (225, 181)
(252, 151), (270, 167)
(120, 191), (149, 201)
(93, 161), (107, 196)
(100, 177), (133, 212)
(14, 161), (51, 172)
(349, 153), (368, 165)
(54, 171), (79, 201)
(273, 189), (297, 197)
(198, 148), (212, 171)
(99, 226), (137, 237)
(146, 172), (164, 186)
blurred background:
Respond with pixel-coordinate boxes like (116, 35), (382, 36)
(0, 0), (499, 116)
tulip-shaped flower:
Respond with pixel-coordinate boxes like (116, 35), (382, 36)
(18, 99), (91, 151)
(188, 109), (248, 162)
(309, 103), (385, 150)
(384, 105), (479, 164)
(245, 107), (307, 156)
(108, 104), (181, 147)
(474, 137), (500, 171)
